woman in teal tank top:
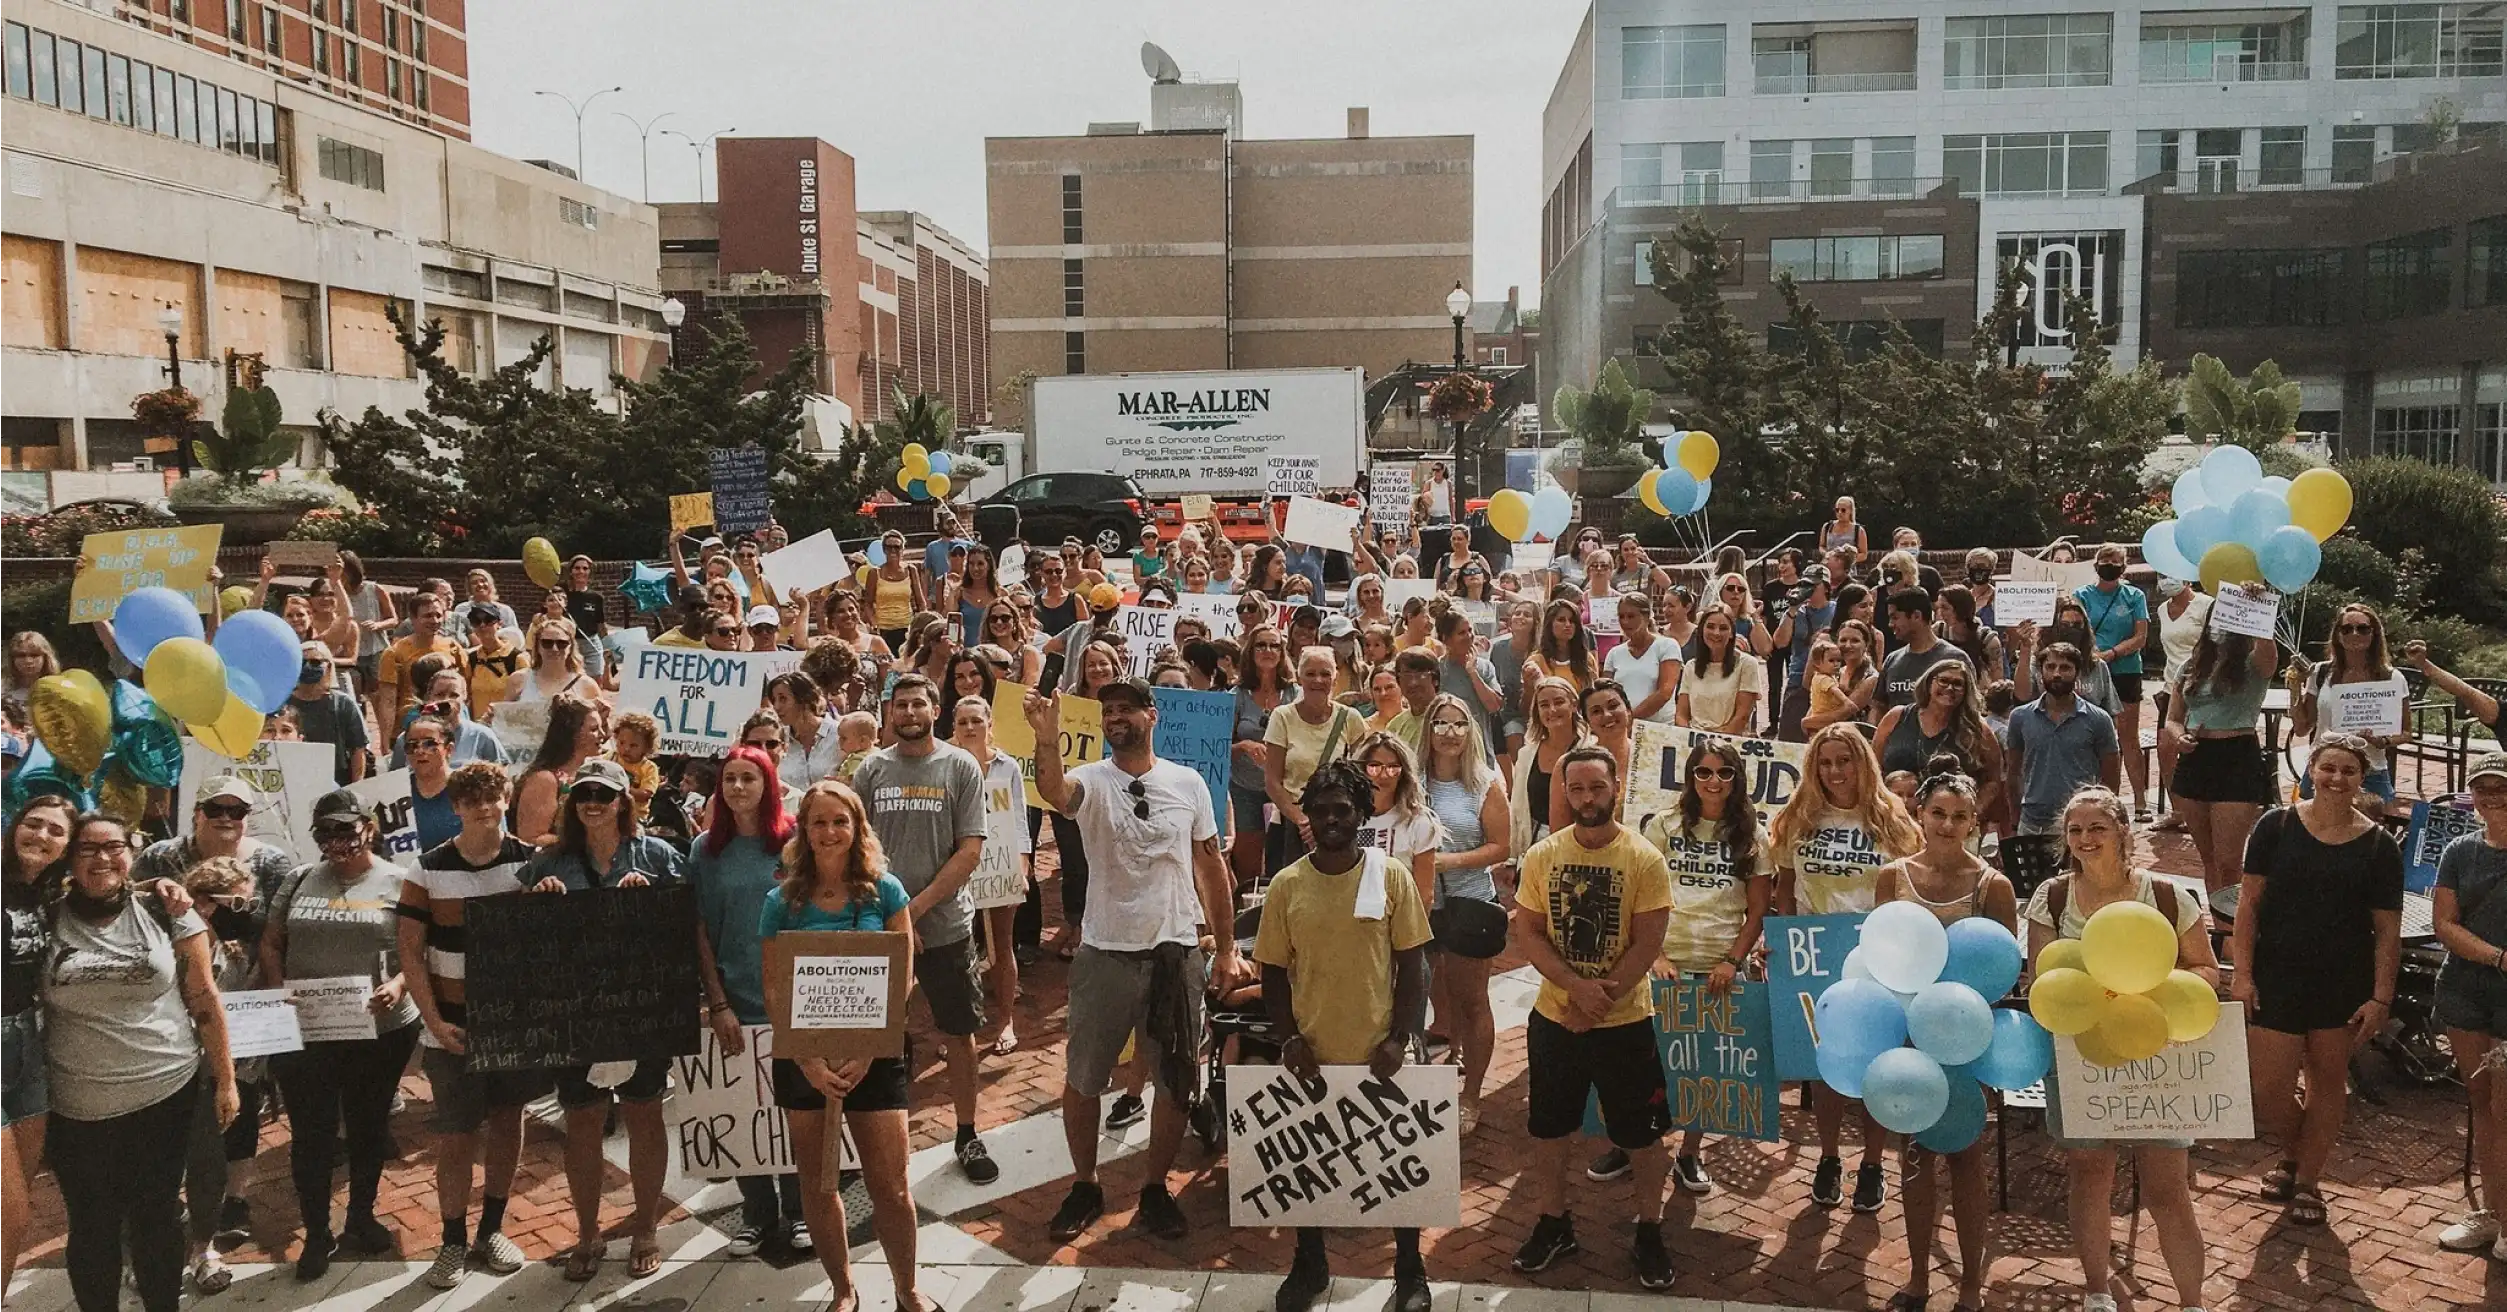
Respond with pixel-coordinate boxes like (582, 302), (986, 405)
(2163, 620), (2280, 895)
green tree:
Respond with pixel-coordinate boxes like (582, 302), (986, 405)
(2181, 353), (2301, 453)
(194, 383), (292, 481)
(1647, 220), (1774, 507)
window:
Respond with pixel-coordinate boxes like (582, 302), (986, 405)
(261, 5), (280, 55)
(225, 0), (246, 47)
(1871, 137), (1915, 195)
(1750, 139), (1793, 199)
(216, 86), (237, 153)
(1944, 132), (2108, 196)
(2174, 249), (2345, 327)
(2337, 4), (2505, 78)
(1944, 12), (2113, 88)
(29, 29), (52, 106)
(129, 59), (151, 131)
(2364, 226), (2454, 319)
(4, 25), (24, 101)
(1062, 258), (1084, 316)
(1634, 236), (1743, 286)
(558, 197), (598, 228)
(236, 94), (257, 158)
(1064, 331), (1086, 374)
(412, 67), (426, 111)
(1768, 235), (1947, 283)
(1060, 174), (1082, 243)
(1622, 24), (1725, 98)
(2373, 405), (2461, 464)
(81, 43), (104, 118)
(256, 100), (274, 164)
(2138, 128), (2182, 183)
(422, 264), (487, 298)
(317, 136), (386, 190)
(196, 79), (217, 147)
(385, 58), (399, 99)
(1489, 347), (1508, 365)
(2472, 215), (2507, 308)
(1809, 139), (1854, 197)
(2333, 124), (2380, 182)
(170, 0), (190, 23)
(106, 53), (128, 125)
(175, 73), (197, 141)
(2139, 17), (2310, 81)
(1621, 141), (1723, 203)
(383, 8), (399, 50)
(1770, 319), (1946, 359)
(153, 67), (176, 135)
(56, 38), (80, 115)
(310, 0), (328, 76)
(2259, 126), (2306, 185)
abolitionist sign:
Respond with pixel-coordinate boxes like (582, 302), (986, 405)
(461, 885), (703, 1072)
(1225, 1064), (1460, 1228)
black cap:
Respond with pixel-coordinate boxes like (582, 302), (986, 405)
(311, 787), (371, 824)
(1097, 676), (1156, 710)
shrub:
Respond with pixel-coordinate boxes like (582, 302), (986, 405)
(167, 477), (339, 511)
(2283, 582), (2371, 656)
(2342, 457), (2507, 621)
(0, 500), (179, 558)
(2258, 444), (2326, 480)
(2389, 612), (2489, 669)
(2313, 535), (2399, 599)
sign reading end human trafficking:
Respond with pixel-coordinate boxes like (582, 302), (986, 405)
(1225, 1064), (1460, 1229)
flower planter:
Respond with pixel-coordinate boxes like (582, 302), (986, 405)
(1570, 462), (1648, 501)
(169, 502), (312, 545)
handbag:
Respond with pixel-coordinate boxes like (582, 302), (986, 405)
(1429, 896), (1510, 959)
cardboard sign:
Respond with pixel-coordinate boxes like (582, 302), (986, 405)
(1762, 912), (1866, 1081)
(709, 446), (772, 534)
(670, 492), (716, 535)
(1266, 455), (1322, 500)
(1584, 979), (1780, 1141)
(287, 976), (379, 1044)
(1369, 463), (1414, 538)
(1280, 495), (1359, 552)
(487, 698), (552, 761)
(2207, 587), (2279, 640)
(761, 529), (848, 601)
(969, 779), (1030, 910)
(263, 539), (342, 574)
(346, 769), (421, 862)
(2326, 680), (2405, 736)
(1153, 686), (1235, 841)
(222, 989), (305, 1059)
(2009, 552), (2098, 591)
(2050, 1005), (2254, 1140)
(990, 682), (1107, 812)
(1993, 581), (2061, 628)
(668, 1024), (860, 1179)
(178, 738), (336, 861)
(766, 931), (910, 1060)
(71, 523), (222, 622)
(1113, 605), (1180, 677)
(616, 648), (803, 757)
(461, 885), (705, 1072)
(1175, 591), (1239, 639)
(1625, 721), (1806, 822)
(1226, 1064), (1461, 1228)
(1181, 493), (1215, 522)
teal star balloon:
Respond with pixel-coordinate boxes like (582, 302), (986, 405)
(621, 561), (673, 613)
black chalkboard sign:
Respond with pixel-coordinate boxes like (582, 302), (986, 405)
(461, 884), (702, 1072)
(710, 446), (772, 535)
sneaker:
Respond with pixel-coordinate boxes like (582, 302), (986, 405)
(2082, 1296), (2118, 1312)
(726, 1226), (766, 1258)
(2439, 1209), (2499, 1252)
(193, 1249), (236, 1293)
(1853, 1162), (1886, 1213)
(1811, 1154), (1845, 1208)
(471, 1230), (526, 1275)
(2492, 1234), (2507, 1264)
(1392, 1269), (1432, 1312)
(1511, 1212), (1579, 1273)
(292, 1232), (333, 1283)
(423, 1243), (469, 1291)
(1135, 1182), (1189, 1240)
(956, 1134), (1001, 1186)
(785, 1219), (813, 1253)
(1275, 1256), (1331, 1312)
(1585, 1146), (1632, 1181)
(1047, 1181), (1105, 1242)
(338, 1213), (395, 1254)
(1673, 1153), (1713, 1195)
(1631, 1219), (1674, 1291)
(215, 1194), (252, 1243)
(1105, 1092), (1148, 1131)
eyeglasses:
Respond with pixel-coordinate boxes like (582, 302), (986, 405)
(1690, 765), (1737, 781)
(1361, 760), (1402, 776)
(572, 785), (622, 805)
(199, 801), (251, 821)
(538, 638), (572, 650)
(1428, 720), (1472, 735)
(2337, 623), (2373, 634)
(1127, 779), (1149, 820)
(405, 737), (446, 753)
(72, 839), (132, 859)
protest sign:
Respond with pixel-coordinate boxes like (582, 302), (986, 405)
(766, 931), (910, 1060)
(1226, 1064), (1460, 1228)
(990, 682), (1106, 811)
(1583, 979), (1780, 1141)
(1626, 721), (1806, 821)
(488, 698), (552, 761)
(1181, 493), (1214, 522)
(1511, 542), (1554, 575)
(1280, 495), (1359, 552)
(1112, 605), (1180, 677)
(1586, 596), (1622, 637)
(670, 492), (716, 535)
(1153, 686), (1235, 839)
(616, 648), (802, 757)
(1369, 464), (1414, 538)
(761, 529), (848, 600)
(1763, 913), (1866, 1080)
(667, 1024), (862, 1179)
(2405, 799), (2479, 894)
(2326, 680), (2405, 736)
(462, 885), (704, 1072)
(263, 539), (341, 574)
(2010, 553), (2098, 591)
(1459, 599), (1499, 640)
(1993, 581), (2061, 627)
(287, 977), (378, 1044)
(180, 738), (334, 861)
(1176, 591), (1239, 639)
(2207, 587), (2279, 640)
(222, 990), (305, 1060)
(2050, 1004), (2254, 1140)
(345, 770), (421, 862)
(969, 783), (1030, 910)
(70, 523), (222, 622)
(1266, 455), (1322, 500)
(709, 446), (772, 534)
(1380, 579), (1435, 614)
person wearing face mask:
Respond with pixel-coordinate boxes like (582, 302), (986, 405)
(2003, 642), (2122, 836)
(288, 639), (372, 785)
(2074, 544), (2152, 819)
(1961, 549), (2001, 628)
(134, 777), (302, 921)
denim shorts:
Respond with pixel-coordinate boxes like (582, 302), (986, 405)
(1, 1011), (45, 1127)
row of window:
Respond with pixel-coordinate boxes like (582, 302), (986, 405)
(1620, 5), (2504, 98)
(316, 135), (382, 190)
(1633, 234), (1949, 287)
(4, 21), (279, 167)
(2174, 217), (2507, 328)
(188, 0), (430, 115)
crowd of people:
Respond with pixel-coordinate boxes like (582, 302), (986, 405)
(2, 485), (2503, 1312)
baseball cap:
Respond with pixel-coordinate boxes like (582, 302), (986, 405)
(1097, 676), (1156, 710)
(700, 535), (725, 550)
(1292, 604), (1326, 629)
(310, 787), (368, 824)
(1802, 564), (1832, 585)
(464, 604), (503, 628)
(198, 776), (261, 809)
(2470, 752), (2507, 786)
(1320, 614), (1357, 640)
(745, 604), (782, 628)
(571, 758), (632, 793)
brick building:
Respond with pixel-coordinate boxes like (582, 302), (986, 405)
(105, 0), (466, 140)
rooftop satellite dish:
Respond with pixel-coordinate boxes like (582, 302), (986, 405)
(1141, 41), (1183, 84)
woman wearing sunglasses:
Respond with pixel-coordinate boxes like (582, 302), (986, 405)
(258, 791), (421, 1281)
(1417, 694), (1509, 1134)
(505, 618), (599, 707)
(520, 758), (688, 1282)
(2287, 603), (2410, 820)
(133, 777), (300, 915)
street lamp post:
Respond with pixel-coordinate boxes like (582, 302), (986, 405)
(615, 109), (677, 202)
(157, 302), (193, 476)
(1445, 281), (1472, 500)
(660, 296), (687, 362)
(533, 85), (623, 182)
(663, 128), (734, 202)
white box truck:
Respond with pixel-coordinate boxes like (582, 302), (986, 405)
(1026, 367), (1367, 500)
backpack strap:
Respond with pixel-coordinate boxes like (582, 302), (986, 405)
(2045, 873), (2070, 928)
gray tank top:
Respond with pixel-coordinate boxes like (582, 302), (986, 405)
(1426, 776), (1495, 908)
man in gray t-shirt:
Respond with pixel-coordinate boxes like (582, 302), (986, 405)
(1879, 592), (1974, 713)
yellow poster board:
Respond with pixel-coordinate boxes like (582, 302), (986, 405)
(670, 492), (716, 535)
(989, 681), (1103, 812)
(70, 524), (223, 623)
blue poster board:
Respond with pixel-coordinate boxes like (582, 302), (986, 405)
(1762, 912), (1866, 1081)
(1580, 978), (1781, 1140)
(2403, 799), (2474, 895)
(1153, 687), (1236, 840)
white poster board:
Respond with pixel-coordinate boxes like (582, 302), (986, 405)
(668, 1025), (856, 1178)
(178, 739), (337, 863)
(2010, 553), (2099, 591)
(488, 698), (552, 762)
(1280, 496), (1360, 552)
(1511, 542), (1555, 575)
(1175, 591), (1240, 639)
(1369, 463), (1414, 539)
(222, 990), (305, 1059)
(2049, 1005), (2254, 1141)
(2326, 681), (2406, 736)
(287, 977), (379, 1044)
(1586, 596), (1623, 637)
(615, 649), (803, 757)
(347, 770), (421, 863)
(789, 956), (894, 1029)
(1227, 1063), (1461, 1228)
(968, 802), (1030, 910)
(1112, 605), (1180, 677)
(1266, 455), (1323, 500)
(2207, 588), (2279, 640)
(1380, 579), (1436, 614)
(1993, 581), (2061, 628)
(761, 529), (849, 601)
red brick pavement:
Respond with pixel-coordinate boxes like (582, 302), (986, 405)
(19, 822), (2507, 1310)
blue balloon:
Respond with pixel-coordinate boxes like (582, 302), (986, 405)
(213, 608), (302, 715)
(1530, 485), (1574, 540)
(107, 680), (183, 789)
(1966, 1009), (2056, 1092)
(4, 739), (94, 816)
(1813, 977), (1908, 1058)
(927, 450), (953, 478)
(2199, 443), (2263, 505)
(1914, 1075), (1989, 1153)
(1863, 1048), (1951, 1134)
(2174, 503), (2232, 564)
(2169, 465), (2211, 515)
(2227, 487), (2291, 548)
(111, 587), (205, 665)
(2142, 521), (2199, 582)
(1816, 1041), (1878, 1098)
(1655, 468), (1699, 519)
(2258, 475), (2293, 499)
(865, 539), (887, 567)
(906, 479), (930, 502)
(619, 560), (673, 613)
(2258, 524), (2322, 592)
(1907, 982), (1997, 1067)
(1941, 918), (2025, 1001)
(1685, 477), (1713, 515)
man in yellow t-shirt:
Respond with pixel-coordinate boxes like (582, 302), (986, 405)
(375, 593), (464, 731)
(1252, 759), (1431, 1312)
(1508, 744), (1677, 1289)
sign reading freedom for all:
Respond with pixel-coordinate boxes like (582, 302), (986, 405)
(1763, 912), (1866, 1081)
(618, 648), (802, 756)
(1226, 1064), (1460, 1228)
(2050, 1004), (2255, 1141)
(71, 524), (223, 622)
(1627, 721), (1806, 822)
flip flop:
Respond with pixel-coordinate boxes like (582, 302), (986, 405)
(2289, 1186), (2328, 1226)
(627, 1236), (664, 1279)
(991, 1028), (1020, 1056)
(563, 1243), (604, 1282)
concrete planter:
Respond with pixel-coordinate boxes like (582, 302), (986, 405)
(168, 502), (311, 545)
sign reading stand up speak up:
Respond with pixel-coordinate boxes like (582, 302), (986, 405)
(766, 931), (910, 1060)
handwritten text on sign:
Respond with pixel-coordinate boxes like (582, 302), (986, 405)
(619, 649), (802, 757)
(347, 770), (420, 861)
(709, 446), (772, 535)
(2051, 1004), (2254, 1140)
(989, 682), (1104, 812)
(1153, 686), (1235, 841)
(71, 524), (223, 622)
(287, 976), (378, 1044)
(222, 990), (305, 1059)
(668, 1025), (858, 1178)
(461, 885), (704, 1072)
(1266, 455), (1322, 500)
(1226, 1064), (1460, 1228)
(2207, 587), (2279, 640)
(1580, 978), (1780, 1140)
(1113, 605), (1179, 677)
(1627, 721), (1806, 821)
(1992, 581), (2060, 628)
(1762, 913), (1866, 1081)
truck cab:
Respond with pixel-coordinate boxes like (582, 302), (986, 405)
(956, 432), (1024, 502)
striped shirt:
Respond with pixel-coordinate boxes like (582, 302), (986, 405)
(397, 834), (533, 1047)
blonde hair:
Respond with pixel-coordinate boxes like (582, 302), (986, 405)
(779, 782), (887, 913)
(1524, 675), (1587, 750)
(528, 617), (584, 676)
(1771, 723), (1922, 860)
(2057, 785), (2132, 878)
(1418, 692), (1494, 794)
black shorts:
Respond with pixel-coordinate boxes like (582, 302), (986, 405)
(2252, 959), (2373, 1034)
(2111, 672), (2144, 705)
(770, 1052), (911, 1114)
(2436, 961), (2507, 1037)
(1525, 1011), (1667, 1149)
(2170, 734), (2275, 805)
(554, 1057), (671, 1109)
(915, 938), (986, 1037)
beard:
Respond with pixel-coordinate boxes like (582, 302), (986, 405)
(2042, 677), (2077, 698)
(1104, 720), (1144, 750)
(892, 718), (931, 742)
(1570, 802), (1615, 829)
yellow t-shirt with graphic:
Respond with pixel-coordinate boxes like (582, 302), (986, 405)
(1515, 825), (1674, 1029)
(1787, 810), (1892, 915)
(1644, 812), (1773, 972)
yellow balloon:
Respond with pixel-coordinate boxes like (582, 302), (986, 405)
(29, 671), (112, 777)
(2149, 969), (2223, 1042)
(218, 586), (255, 619)
(2081, 900), (2179, 995)
(1678, 430), (1720, 480)
(2287, 467), (2353, 542)
(144, 638), (229, 725)
(2072, 1019), (2130, 1068)
(1487, 488), (1531, 542)
(191, 692), (264, 760)
(2027, 967), (2110, 1037)
(1637, 468), (1670, 517)
(2093, 992), (2171, 1063)
(904, 455), (931, 480)
(95, 767), (147, 827)
(2037, 938), (2087, 976)
(901, 443), (928, 467)
(2197, 541), (2263, 596)
(926, 472), (952, 500)
(522, 537), (562, 589)
(897, 466), (917, 492)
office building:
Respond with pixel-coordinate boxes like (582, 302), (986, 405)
(100, 0), (464, 139)
(2, 0), (664, 486)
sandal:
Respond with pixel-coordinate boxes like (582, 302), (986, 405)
(563, 1243), (605, 1282)
(991, 1027), (1020, 1057)
(2260, 1160), (2298, 1202)
(2288, 1186), (2327, 1226)
(627, 1236), (664, 1279)
(191, 1252), (234, 1294)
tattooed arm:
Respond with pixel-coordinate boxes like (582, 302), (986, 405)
(175, 930), (241, 1128)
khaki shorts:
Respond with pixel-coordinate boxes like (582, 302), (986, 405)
(1063, 944), (1205, 1101)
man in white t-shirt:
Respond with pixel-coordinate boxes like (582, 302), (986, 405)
(1026, 677), (1245, 1243)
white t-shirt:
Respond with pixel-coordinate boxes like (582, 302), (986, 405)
(2156, 593), (2213, 687)
(2312, 669), (2411, 771)
(1605, 635), (1682, 723)
(1361, 807), (1444, 862)
(1647, 813), (1774, 972)
(1067, 757), (1218, 951)
(1681, 652), (1767, 730)
(1423, 479), (1453, 520)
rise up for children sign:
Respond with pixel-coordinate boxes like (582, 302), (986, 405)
(616, 648), (801, 756)
(1226, 1064), (1460, 1228)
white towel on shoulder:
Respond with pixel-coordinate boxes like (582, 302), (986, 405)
(1353, 848), (1389, 921)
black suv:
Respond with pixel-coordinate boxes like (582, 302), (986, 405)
(980, 472), (1148, 556)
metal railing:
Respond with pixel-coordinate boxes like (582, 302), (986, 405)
(1612, 177), (1954, 208)
(2139, 57), (2309, 83)
(1753, 69), (1919, 94)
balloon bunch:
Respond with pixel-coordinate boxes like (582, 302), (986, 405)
(2140, 445), (2353, 594)
(2026, 901), (2220, 1065)
(1486, 485), (1573, 544)
(1638, 430), (1717, 518)
(108, 585), (302, 761)
(1810, 904), (2054, 1152)
(896, 445), (953, 502)
(14, 598), (212, 819)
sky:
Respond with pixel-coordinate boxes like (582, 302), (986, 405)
(466, 1), (1590, 309)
